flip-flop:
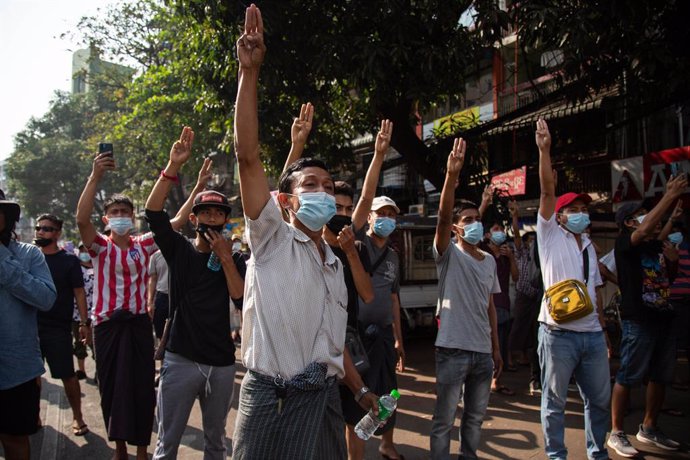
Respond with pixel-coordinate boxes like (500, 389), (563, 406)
(72, 423), (89, 436)
(491, 385), (515, 396)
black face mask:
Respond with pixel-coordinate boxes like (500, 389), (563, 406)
(325, 215), (352, 235)
(196, 223), (225, 241)
(34, 237), (53, 247)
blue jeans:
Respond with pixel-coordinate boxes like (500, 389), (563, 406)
(538, 325), (610, 460)
(430, 348), (493, 460)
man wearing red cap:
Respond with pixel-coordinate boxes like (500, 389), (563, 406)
(535, 118), (610, 460)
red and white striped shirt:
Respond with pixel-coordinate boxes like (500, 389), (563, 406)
(88, 232), (158, 325)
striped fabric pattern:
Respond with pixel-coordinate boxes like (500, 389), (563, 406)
(241, 200), (348, 380)
(89, 233), (157, 325)
(232, 370), (346, 460)
(671, 242), (690, 299)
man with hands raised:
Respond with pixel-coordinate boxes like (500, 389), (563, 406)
(76, 145), (160, 460)
(535, 118), (610, 460)
(146, 126), (246, 460)
(430, 138), (503, 460)
(232, 5), (351, 459)
(607, 174), (687, 457)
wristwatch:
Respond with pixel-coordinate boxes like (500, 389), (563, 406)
(354, 386), (370, 403)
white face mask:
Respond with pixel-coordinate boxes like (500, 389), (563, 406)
(108, 217), (133, 236)
(232, 242), (242, 252)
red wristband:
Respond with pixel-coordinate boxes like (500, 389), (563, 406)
(160, 170), (179, 184)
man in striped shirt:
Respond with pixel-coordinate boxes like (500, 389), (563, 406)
(76, 149), (192, 460)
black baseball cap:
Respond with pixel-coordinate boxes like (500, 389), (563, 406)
(615, 201), (644, 228)
(0, 189), (20, 222)
(192, 191), (232, 215)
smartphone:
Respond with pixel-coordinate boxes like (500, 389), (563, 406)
(670, 162), (680, 177)
(98, 143), (113, 158)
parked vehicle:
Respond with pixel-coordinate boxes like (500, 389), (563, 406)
(390, 216), (439, 337)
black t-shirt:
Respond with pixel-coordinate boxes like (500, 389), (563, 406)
(615, 232), (673, 322)
(146, 210), (246, 366)
(38, 249), (84, 328)
(331, 242), (371, 328)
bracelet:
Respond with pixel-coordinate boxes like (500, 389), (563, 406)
(160, 170), (180, 184)
(79, 321), (90, 327)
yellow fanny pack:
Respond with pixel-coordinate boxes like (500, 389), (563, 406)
(545, 279), (594, 323)
(544, 247), (593, 323)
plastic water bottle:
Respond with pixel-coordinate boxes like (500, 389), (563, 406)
(207, 225), (233, 271)
(354, 389), (401, 440)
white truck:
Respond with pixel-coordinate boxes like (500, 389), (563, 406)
(392, 216), (440, 337)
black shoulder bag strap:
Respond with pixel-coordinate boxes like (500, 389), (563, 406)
(368, 247), (390, 276)
(583, 246), (589, 285)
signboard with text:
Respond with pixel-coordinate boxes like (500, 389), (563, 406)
(491, 166), (527, 196)
(611, 146), (690, 209)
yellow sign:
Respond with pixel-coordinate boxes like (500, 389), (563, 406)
(432, 107), (480, 136)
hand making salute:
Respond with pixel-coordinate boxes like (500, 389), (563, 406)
(145, 126), (246, 460)
(534, 118), (610, 460)
(231, 5), (351, 459)
(430, 138), (503, 460)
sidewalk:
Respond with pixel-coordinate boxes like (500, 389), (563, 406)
(4, 336), (689, 459)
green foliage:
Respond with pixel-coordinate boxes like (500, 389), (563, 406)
(6, 92), (118, 239)
(510, 0), (690, 102)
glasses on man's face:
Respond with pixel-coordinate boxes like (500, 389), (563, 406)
(35, 226), (58, 232)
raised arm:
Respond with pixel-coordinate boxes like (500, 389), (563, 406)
(351, 120), (393, 231)
(631, 177), (687, 246)
(283, 102), (314, 172)
(509, 200), (521, 252)
(657, 200), (682, 242)
(146, 126), (195, 213)
(235, 4), (270, 220)
(337, 227), (374, 303)
(76, 152), (115, 248)
(170, 158), (213, 231)
(536, 118), (556, 220)
(478, 184), (492, 219)
(435, 138), (466, 255)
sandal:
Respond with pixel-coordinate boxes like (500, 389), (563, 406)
(72, 423), (89, 436)
(491, 385), (515, 396)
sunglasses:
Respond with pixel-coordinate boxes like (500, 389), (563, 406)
(35, 226), (58, 232)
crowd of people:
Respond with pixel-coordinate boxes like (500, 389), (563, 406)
(1, 4), (688, 460)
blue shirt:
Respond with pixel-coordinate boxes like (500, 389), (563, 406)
(0, 241), (57, 390)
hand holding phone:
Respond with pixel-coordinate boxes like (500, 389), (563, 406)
(98, 143), (113, 158)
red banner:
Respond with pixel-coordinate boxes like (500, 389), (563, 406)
(491, 166), (527, 196)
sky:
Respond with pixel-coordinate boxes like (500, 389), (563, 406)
(0, 0), (118, 161)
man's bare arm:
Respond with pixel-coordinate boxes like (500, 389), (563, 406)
(235, 5), (270, 220)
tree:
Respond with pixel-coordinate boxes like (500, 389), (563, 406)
(6, 92), (117, 239)
(511, 0), (690, 104)
(168, 0), (503, 191)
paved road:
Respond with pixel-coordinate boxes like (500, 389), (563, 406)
(3, 336), (689, 459)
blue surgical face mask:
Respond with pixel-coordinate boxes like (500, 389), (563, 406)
(635, 214), (646, 224)
(79, 252), (91, 263)
(108, 217), (133, 236)
(669, 232), (683, 245)
(372, 217), (396, 238)
(490, 231), (507, 245)
(458, 221), (484, 245)
(563, 212), (590, 234)
(289, 192), (336, 232)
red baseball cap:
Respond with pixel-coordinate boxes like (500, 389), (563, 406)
(555, 192), (592, 212)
